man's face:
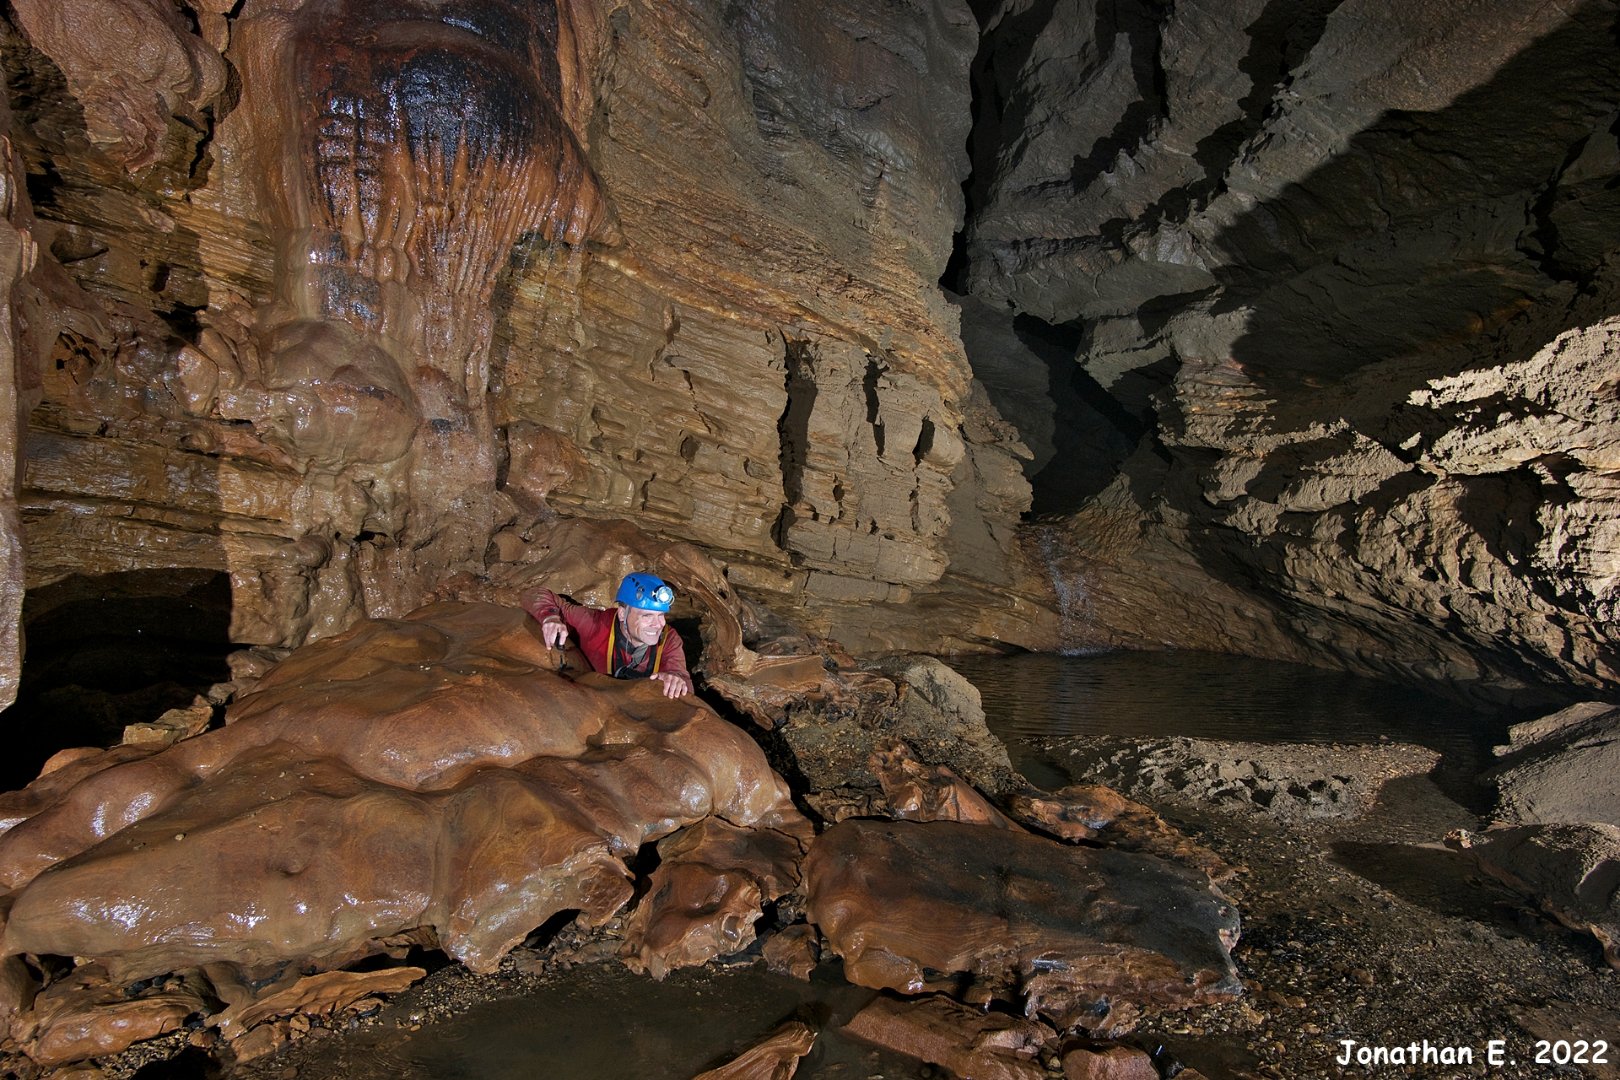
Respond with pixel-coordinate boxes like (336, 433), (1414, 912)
(619, 604), (666, 647)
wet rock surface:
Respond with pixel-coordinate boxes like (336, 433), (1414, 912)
(803, 818), (1241, 1029)
(0, 601), (811, 1068)
(841, 993), (1049, 1080)
(691, 1019), (817, 1080)
(32, 711), (1620, 1080)
(1035, 732), (1620, 1079)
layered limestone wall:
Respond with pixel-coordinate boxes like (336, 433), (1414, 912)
(3, 0), (1619, 709)
(0, 0), (1055, 709)
(958, 0), (1620, 700)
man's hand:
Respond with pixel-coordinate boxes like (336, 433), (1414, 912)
(540, 617), (568, 649)
(652, 672), (692, 698)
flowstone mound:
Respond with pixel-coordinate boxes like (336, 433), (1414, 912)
(0, 602), (810, 1064)
(803, 818), (1242, 1034)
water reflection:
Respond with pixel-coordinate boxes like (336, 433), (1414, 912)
(946, 650), (1526, 794)
(276, 962), (911, 1080)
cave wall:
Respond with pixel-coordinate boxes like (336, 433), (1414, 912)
(4, 0), (1619, 709)
(0, 0), (1059, 707)
(959, 0), (1620, 700)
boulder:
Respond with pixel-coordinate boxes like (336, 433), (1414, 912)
(1006, 783), (1234, 883)
(764, 653), (1021, 805)
(760, 925), (819, 982)
(840, 993), (1050, 1080)
(622, 817), (808, 980)
(870, 738), (1021, 830)
(803, 819), (1241, 1032)
(1487, 702), (1620, 827)
(1061, 1043), (1159, 1080)
(1448, 823), (1620, 969)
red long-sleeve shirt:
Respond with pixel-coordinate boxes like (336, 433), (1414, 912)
(520, 589), (690, 682)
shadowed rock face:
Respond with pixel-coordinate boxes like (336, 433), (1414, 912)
(803, 818), (1241, 1031)
(0, 602), (809, 983)
(958, 0), (1620, 699)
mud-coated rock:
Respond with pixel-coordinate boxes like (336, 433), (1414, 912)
(803, 819), (1241, 1031)
(1449, 823), (1620, 970)
(1487, 702), (1620, 827)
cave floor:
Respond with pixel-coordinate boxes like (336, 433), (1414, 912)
(70, 733), (1609, 1080)
(1072, 736), (1620, 1080)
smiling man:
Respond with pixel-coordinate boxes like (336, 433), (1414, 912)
(522, 573), (693, 698)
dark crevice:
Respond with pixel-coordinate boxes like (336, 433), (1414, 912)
(1185, 0), (1345, 212)
(912, 416), (935, 464)
(1066, 0), (1172, 196)
(943, 0), (1063, 291)
(773, 339), (816, 550)
(1010, 314), (1146, 516)
(7, 570), (234, 791)
(862, 355), (885, 457)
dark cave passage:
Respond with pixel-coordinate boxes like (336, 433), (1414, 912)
(7, 568), (233, 789)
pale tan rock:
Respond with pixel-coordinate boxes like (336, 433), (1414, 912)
(0, 152), (24, 711)
(1448, 824), (1620, 970)
(690, 1020), (816, 1080)
(1486, 703), (1620, 828)
(747, 654), (1019, 803)
(120, 696), (212, 748)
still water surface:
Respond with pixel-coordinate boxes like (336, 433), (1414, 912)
(947, 649), (1504, 753)
(948, 649), (1519, 799)
(290, 650), (1522, 1079)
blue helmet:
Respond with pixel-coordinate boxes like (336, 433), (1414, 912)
(616, 572), (674, 612)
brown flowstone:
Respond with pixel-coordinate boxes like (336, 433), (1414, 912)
(622, 817), (810, 980)
(804, 818), (1241, 1032)
(690, 1020), (817, 1080)
(761, 924), (820, 982)
(0, 603), (808, 991)
(840, 993), (1048, 1080)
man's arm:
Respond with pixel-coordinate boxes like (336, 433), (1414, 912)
(652, 628), (693, 698)
(519, 588), (586, 649)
